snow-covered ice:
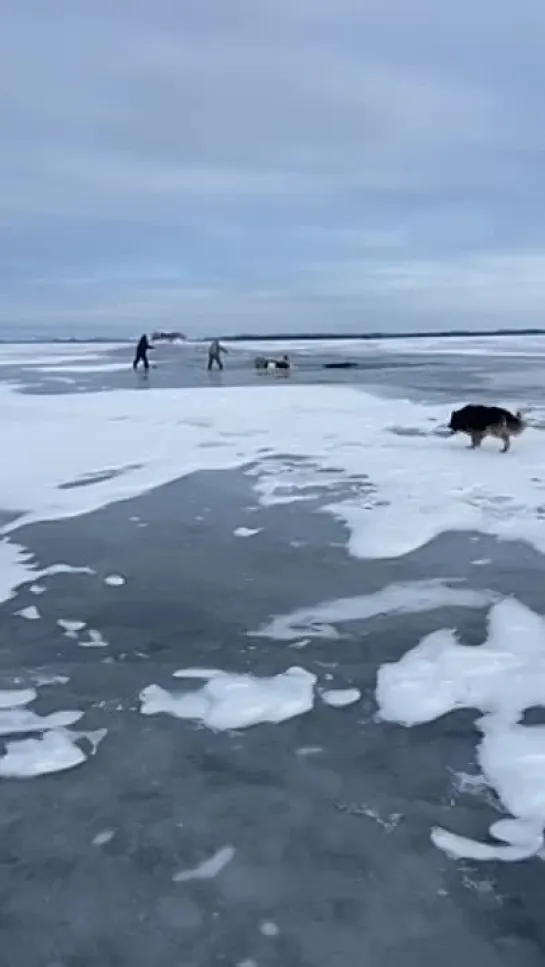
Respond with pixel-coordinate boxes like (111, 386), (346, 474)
(16, 605), (41, 621)
(376, 597), (545, 862)
(0, 382), (544, 583)
(104, 574), (125, 586)
(252, 579), (497, 641)
(233, 526), (262, 538)
(58, 618), (86, 638)
(0, 730), (87, 778)
(0, 686), (98, 779)
(140, 667), (317, 730)
(173, 845), (235, 883)
(321, 688), (361, 708)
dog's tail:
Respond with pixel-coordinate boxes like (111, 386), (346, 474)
(512, 408), (528, 433)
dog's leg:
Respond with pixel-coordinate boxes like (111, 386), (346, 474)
(469, 432), (483, 449)
(500, 432), (511, 453)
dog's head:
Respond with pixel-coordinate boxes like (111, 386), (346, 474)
(447, 409), (463, 434)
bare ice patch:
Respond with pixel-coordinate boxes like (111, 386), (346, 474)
(376, 598), (545, 862)
(140, 667), (317, 731)
(173, 845), (235, 883)
(252, 579), (497, 641)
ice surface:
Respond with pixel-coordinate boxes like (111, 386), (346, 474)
(16, 605), (41, 621)
(376, 598), (545, 862)
(140, 667), (317, 730)
(260, 921), (280, 937)
(104, 574), (125, 586)
(0, 729), (86, 778)
(173, 845), (235, 883)
(253, 579), (496, 640)
(35, 362), (129, 374)
(0, 343), (128, 368)
(1, 382), (545, 579)
(321, 688), (361, 708)
(233, 526), (262, 537)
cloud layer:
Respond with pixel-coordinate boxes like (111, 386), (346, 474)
(2, 0), (545, 335)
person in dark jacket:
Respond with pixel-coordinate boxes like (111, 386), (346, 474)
(133, 334), (154, 371)
(207, 339), (228, 371)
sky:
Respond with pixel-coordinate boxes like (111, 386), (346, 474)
(2, 0), (545, 337)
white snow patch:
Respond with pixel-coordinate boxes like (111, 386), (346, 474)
(58, 618), (86, 639)
(233, 527), (262, 538)
(376, 597), (545, 862)
(31, 673), (70, 687)
(79, 629), (108, 648)
(252, 580), (496, 641)
(36, 362), (129, 374)
(140, 667), (316, 731)
(0, 540), (35, 605)
(172, 667), (226, 680)
(0, 730), (86, 778)
(104, 574), (125, 587)
(93, 829), (115, 846)
(1, 380), (545, 564)
(0, 538), (94, 611)
(260, 921), (280, 937)
(321, 688), (361, 708)
(30, 584), (46, 595)
(16, 605), (40, 621)
(173, 845), (235, 883)
(0, 689), (37, 709)
(0, 707), (82, 736)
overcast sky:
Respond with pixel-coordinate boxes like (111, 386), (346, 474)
(2, 0), (545, 336)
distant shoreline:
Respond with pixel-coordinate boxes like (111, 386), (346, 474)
(0, 328), (544, 345)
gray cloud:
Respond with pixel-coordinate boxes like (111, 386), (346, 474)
(1, 0), (545, 335)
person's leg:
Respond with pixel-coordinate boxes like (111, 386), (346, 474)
(217, 355), (223, 370)
(133, 352), (141, 370)
(143, 351), (149, 371)
(207, 355), (213, 371)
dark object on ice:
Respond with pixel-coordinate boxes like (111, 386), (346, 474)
(323, 361), (360, 370)
(448, 404), (525, 453)
(133, 334), (154, 371)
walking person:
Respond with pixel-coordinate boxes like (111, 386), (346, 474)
(133, 334), (154, 371)
(207, 339), (228, 371)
